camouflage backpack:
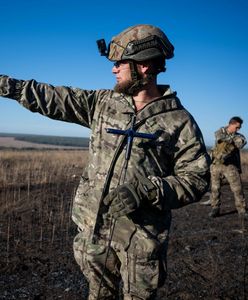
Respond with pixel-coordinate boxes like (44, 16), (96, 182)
(211, 141), (235, 164)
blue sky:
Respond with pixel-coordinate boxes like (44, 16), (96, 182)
(0, 0), (247, 146)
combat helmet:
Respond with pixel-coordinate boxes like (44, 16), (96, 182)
(108, 24), (174, 62)
(97, 24), (174, 62)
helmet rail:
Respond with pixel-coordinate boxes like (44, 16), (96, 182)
(97, 24), (174, 62)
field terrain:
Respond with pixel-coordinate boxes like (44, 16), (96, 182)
(0, 149), (248, 299)
(0, 133), (89, 149)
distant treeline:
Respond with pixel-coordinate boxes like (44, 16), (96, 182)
(0, 133), (89, 148)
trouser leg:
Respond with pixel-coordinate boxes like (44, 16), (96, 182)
(73, 231), (121, 300)
(210, 165), (222, 209)
(117, 227), (168, 300)
(223, 165), (247, 213)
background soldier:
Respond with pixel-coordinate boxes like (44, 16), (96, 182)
(209, 116), (248, 218)
(0, 24), (210, 299)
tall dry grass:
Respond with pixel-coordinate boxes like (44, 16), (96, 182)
(0, 149), (88, 189)
(0, 149), (88, 265)
(241, 150), (248, 181)
(1, 149), (247, 217)
(1, 149), (247, 264)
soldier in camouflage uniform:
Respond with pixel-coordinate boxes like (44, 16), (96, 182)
(209, 116), (248, 218)
(0, 24), (210, 299)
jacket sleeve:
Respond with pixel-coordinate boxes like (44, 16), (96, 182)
(233, 133), (247, 149)
(149, 116), (211, 210)
(0, 75), (103, 128)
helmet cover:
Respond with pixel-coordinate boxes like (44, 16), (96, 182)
(108, 24), (174, 62)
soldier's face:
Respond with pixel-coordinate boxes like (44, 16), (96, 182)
(112, 60), (132, 92)
(112, 60), (145, 95)
(228, 122), (241, 133)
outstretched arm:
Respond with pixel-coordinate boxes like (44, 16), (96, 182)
(0, 75), (103, 128)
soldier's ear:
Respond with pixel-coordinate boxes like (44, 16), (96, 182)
(136, 62), (149, 75)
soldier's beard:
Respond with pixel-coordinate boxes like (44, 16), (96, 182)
(114, 80), (135, 95)
(114, 76), (153, 96)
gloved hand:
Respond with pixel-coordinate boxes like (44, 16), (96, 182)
(103, 175), (157, 219)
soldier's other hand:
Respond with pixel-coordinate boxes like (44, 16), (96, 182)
(103, 175), (157, 219)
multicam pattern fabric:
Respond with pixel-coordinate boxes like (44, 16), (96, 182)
(211, 126), (247, 169)
(73, 224), (169, 299)
(0, 75), (210, 299)
(211, 141), (235, 164)
(108, 24), (174, 61)
(210, 126), (247, 213)
(210, 164), (246, 213)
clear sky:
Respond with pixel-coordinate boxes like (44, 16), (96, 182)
(0, 0), (247, 147)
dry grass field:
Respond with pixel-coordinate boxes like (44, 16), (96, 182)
(0, 149), (89, 299)
(241, 150), (248, 181)
(0, 149), (248, 299)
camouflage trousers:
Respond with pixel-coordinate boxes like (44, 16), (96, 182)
(210, 163), (246, 213)
(73, 225), (168, 300)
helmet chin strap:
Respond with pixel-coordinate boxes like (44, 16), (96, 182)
(129, 61), (139, 82)
(127, 61), (155, 95)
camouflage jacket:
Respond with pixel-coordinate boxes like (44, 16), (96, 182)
(211, 126), (247, 171)
(0, 75), (210, 243)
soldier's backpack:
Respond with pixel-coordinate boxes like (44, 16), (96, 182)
(211, 141), (235, 164)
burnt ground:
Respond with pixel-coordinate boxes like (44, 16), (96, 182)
(0, 181), (248, 300)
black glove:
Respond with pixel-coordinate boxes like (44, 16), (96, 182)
(103, 175), (157, 219)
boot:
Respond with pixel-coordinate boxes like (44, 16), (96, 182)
(209, 208), (220, 218)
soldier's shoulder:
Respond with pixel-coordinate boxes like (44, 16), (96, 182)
(216, 126), (225, 133)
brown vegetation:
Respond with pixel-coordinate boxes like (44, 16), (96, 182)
(0, 150), (88, 299)
(241, 150), (248, 181)
(0, 149), (248, 299)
